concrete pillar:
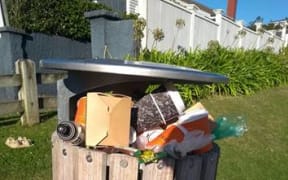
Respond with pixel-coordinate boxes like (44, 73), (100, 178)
(127, 0), (148, 49)
(255, 22), (263, 32)
(138, 0), (148, 49)
(236, 20), (244, 48)
(280, 21), (288, 40)
(85, 10), (135, 59)
(189, 8), (197, 49)
(214, 9), (224, 43)
(285, 34), (288, 47)
(255, 22), (263, 49)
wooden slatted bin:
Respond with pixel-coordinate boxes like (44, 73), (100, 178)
(52, 133), (220, 180)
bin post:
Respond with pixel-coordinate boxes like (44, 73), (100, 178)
(51, 133), (220, 180)
(85, 10), (136, 59)
(41, 58), (228, 179)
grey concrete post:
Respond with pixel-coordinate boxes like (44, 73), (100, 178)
(85, 10), (136, 59)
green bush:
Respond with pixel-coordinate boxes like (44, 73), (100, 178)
(136, 43), (288, 105)
(6, 0), (109, 41)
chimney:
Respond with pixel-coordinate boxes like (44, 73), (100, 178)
(227, 0), (237, 20)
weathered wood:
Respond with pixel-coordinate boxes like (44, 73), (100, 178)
(200, 144), (220, 180)
(52, 133), (61, 180)
(76, 148), (107, 180)
(52, 133), (76, 180)
(38, 73), (67, 84)
(0, 74), (21, 87)
(15, 59), (40, 125)
(0, 100), (23, 115)
(108, 153), (139, 180)
(51, 135), (220, 180)
(175, 155), (203, 180)
(142, 158), (175, 180)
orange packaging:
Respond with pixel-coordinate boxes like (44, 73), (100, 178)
(74, 97), (87, 127)
(146, 109), (212, 154)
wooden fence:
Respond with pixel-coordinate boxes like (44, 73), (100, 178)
(0, 59), (66, 126)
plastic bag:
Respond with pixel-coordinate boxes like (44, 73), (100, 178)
(164, 130), (213, 159)
(135, 128), (164, 150)
(212, 115), (248, 140)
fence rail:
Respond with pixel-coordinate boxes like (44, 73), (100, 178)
(0, 74), (21, 87)
(0, 100), (23, 115)
(0, 59), (66, 125)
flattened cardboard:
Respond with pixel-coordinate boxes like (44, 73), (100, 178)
(85, 92), (132, 147)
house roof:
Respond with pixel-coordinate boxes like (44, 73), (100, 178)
(181, 0), (215, 16)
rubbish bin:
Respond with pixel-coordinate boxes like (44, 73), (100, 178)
(40, 58), (228, 180)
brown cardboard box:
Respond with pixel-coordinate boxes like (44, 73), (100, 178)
(85, 92), (133, 147)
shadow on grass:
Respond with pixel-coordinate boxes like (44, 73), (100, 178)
(40, 111), (57, 122)
(0, 111), (57, 127)
(0, 117), (20, 127)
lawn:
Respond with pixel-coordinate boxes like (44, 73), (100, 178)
(0, 86), (287, 180)
(202, 86), (288, 180)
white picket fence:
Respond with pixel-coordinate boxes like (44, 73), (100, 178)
(127, 0), (287, 52)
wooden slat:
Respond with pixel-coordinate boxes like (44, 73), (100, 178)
(16, 59), (40, 125)
(0, 100), (23, 115)
(142, 158), (175, 180)
(62, 140), (77, 180)
(52, 133), (76, 180)
(51, 135), (219, 180)
(108, 153), (139, 180)
(52, 133), (62, 180)
(175, 155), (203, 180)
(38, 73), (67, 84)
(200, 144), (220, 180)
(0, 74), (21, 87)
(76, 148), (107, 180)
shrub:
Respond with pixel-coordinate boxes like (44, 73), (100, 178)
(135, 44), (288, 105)
(6, 0), (109, 41)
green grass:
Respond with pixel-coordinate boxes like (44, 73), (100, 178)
(0, 112), (57, 180)
(202, 86), (288, 180)
(0, 86), (288, 180)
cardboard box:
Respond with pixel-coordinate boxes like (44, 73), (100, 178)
(85, 92), (133, 147)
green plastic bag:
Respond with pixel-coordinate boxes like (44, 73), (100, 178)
(212, 115), (248, 140)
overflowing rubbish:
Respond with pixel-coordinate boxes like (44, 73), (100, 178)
(56, 83), (247, 164)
